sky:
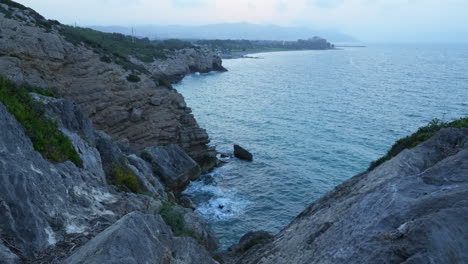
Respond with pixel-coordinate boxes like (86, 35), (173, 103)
(19, 0), (468, 42)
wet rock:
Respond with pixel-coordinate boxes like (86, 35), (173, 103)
(220, 152), (232, 158)
(64, 212), (217, 264)
(142, 145), (201, 192)
(234, 144), (253, 161)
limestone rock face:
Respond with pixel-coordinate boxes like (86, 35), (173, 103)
(143, 145), (202, 192)
(228, 128), (468, 264)
(0, 96), (216, 262)
(0, 6), (219, 171)
(63, 212), (217, 264)
(139, 48), (227, 83)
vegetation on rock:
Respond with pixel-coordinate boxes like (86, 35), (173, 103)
(159, 202), (202, 242)
(369, 117), (468, 170)
(107, 161), (142, 193)
(59, 25), (194, 63)
(126, 74), (141, 83)
(0, 77), (82, 167)
(236, 233), (274, 253)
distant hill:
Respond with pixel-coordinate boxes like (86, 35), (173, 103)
(90, 23), (357, 43)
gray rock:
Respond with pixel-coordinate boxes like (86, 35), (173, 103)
(178, 195), (195, 209)
(0, 241), (20, 264)
(184, 211), (220, 252)
(0, 6), (220, 173)
(126, 154), (167, 200)
(234, 144), (253, 161)
(143, 145), (201, 192)
(0, 99), (172, 261)
(64, 212), (217, 264)
(229, 128), (468, 264)
(130, 108), (143, 122)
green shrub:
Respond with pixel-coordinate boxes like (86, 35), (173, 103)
(107, 162), (142, 193)
(126, 74), (141, 83)
(158, 202), (202, 242)
(369, 117), (468, 170)
(236, 233), (273, 253)
(158, 78), (173, 88)
(0, 0), (28, 10)
(100, 56), (112, 63)
(0, 77), (82, 167)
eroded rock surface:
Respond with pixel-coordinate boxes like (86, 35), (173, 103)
(64, 212), (217, 264)
(0, 4), (219, 171)
(0, 98), (217, 263)
(143, 145), (202, 192)
(227, 128), (468, 264)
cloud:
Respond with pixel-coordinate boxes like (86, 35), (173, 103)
(171, 0), (208, 8)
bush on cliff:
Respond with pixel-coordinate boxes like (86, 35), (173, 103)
(158, 202), (202, 242)
(107, 161), (142, 193)
(369, 117), (468, 170)
(126, 74), (141, 83)
(0, 77), (83, 167)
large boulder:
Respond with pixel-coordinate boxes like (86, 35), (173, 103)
(229, 128), (468, 264)
(234, 144), (253, 161)
(64, 212), (217, 264)
(143, 145), (201, 192)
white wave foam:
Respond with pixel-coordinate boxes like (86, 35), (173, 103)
(183, 174), (251, 221)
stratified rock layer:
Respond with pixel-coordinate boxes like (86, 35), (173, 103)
(227, 128), (468, 264)
(0, 5), (219, 171)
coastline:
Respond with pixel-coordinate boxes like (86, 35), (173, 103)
(221, 48), (334, 59)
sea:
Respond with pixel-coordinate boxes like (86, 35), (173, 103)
(174, 43), (468, 249)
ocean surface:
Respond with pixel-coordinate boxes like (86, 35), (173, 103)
(175, 44), (468, 249)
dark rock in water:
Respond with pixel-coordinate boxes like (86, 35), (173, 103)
(218, 204), (225, 209)
(142, 145), (202, 192)
(64, 212), (217, 264)
(227, 128), (468, 264)
(234, 144), (253, 161)
(220, 152), (232, 158)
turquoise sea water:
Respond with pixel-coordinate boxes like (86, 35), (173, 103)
(175, 44), (468, 249)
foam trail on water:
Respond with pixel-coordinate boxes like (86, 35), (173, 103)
(183, 169), (251, 221)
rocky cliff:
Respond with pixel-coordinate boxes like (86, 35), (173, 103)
(0, 89), (218, 263)
(222, 127), (468, 263)
(0, 1), (226, 171)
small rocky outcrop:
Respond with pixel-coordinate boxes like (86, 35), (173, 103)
(227, 128), (468, 264)
(234, 144), (253, 161)
(63, 212), (217, 264)
(142, 145), (202, 192)
(139, 48), (227, 83)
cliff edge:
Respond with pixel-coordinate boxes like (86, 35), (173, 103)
(222, 126), (468, 263)
(0, 1), (226, 171)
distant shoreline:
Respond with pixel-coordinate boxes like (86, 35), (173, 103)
(222, 45), (367, 59)
(221, 48), (331, 59)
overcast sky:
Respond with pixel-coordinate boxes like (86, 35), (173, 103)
(20, 0), (468, 42)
